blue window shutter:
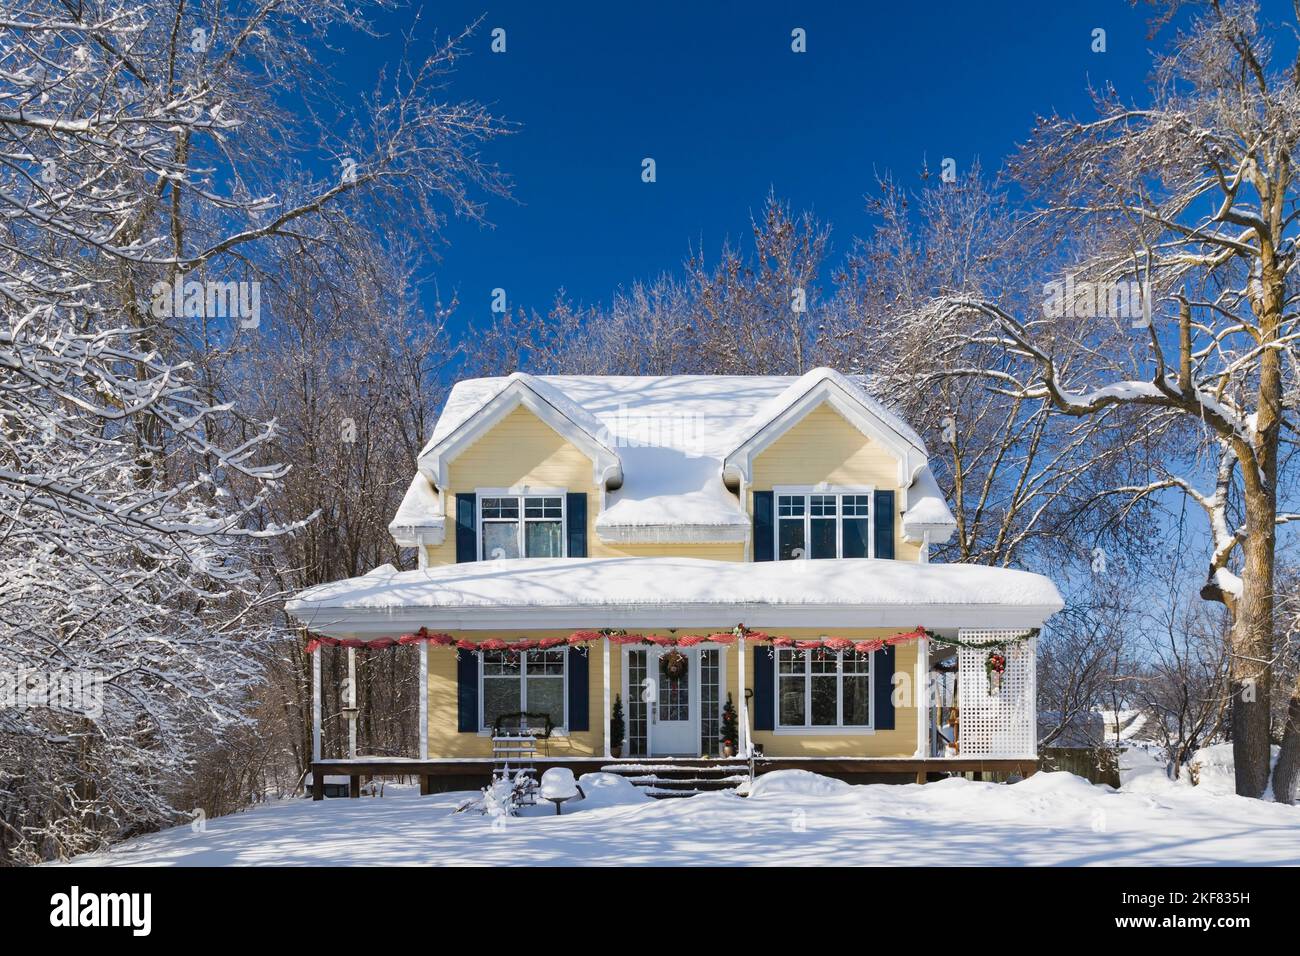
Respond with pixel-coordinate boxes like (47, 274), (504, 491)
(753, 491), (774, 562)
(752, 645), (774, 731)
(455, 493), (477, 562)
(568, 647), (589, 731)
(566, 492), (587, 557)
(457, 650), (479, 732)
(874, 645), (896, 730)
(873, 490), (895, 559)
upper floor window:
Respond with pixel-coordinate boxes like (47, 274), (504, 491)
(776, 490), (872, 559)
(480, 494), (565, 559)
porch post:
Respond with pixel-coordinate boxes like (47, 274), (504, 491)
(914, 632), (930, 759)
(311, 644), (322, 762)
(418, 641), (429, 760)
(602, 636), (612, 759)
(347, 646), (358, 760)
(738, 636), (749, 756)
(311, 643), (323, 800)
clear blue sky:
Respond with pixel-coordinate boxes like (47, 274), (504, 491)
(327, 1), (1158, 332)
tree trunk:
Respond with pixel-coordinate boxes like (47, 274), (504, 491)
(1231, 486), (1276, 798)
(1272, 675), (1300, 804)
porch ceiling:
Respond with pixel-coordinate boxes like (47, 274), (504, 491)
(285, 556), (1063, 639)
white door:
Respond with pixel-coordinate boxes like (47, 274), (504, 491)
(648, 647), (696, 755)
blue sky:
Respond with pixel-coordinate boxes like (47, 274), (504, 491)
(328, 1), (1158, 332)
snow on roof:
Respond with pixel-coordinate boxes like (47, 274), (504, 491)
(285, 556), (1064, 635)
(388, 474), (445, 547)
(407, 369), (940, 543)
(902, 465), (956, 543)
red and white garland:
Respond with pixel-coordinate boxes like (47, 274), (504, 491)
(305, 624), (927, 655)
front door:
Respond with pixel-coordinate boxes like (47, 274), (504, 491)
(648, 647), (695, 755)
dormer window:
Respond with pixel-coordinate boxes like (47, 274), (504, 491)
(480, 494), (565, 559)
(775, 488), (872, 559)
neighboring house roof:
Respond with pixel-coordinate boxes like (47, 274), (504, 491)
(404, 368), (956, 546)
(1040, 709), (1158, 748)
(285, 556), (1064, 635)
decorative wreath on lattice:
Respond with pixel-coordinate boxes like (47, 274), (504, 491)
(661, 650), (688, 680)
(985, 651), (1007, 693)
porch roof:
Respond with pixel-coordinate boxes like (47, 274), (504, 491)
(285, 557), (1063, 638)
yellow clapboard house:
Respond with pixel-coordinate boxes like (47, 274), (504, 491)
(287, 368), (1062, 796)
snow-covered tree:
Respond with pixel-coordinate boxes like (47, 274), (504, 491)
(921, 1), (1300, 800)
(0, 2), (507, 860)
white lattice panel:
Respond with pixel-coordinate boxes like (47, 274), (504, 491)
(956, 629), (1036, 758)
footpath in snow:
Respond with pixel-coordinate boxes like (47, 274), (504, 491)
(57, 769), (1300, 867)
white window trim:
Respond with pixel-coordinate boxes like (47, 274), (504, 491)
(772, 484), (874, 560)
(476, 487), (567, 560)
(773, 646), (875, 734)
(478, 647), (569, 735)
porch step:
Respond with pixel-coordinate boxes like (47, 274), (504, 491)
(599, 760), (750, 799)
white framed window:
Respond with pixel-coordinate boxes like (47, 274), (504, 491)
(478, 491), (565, 559)
(480, 649), (567, 732)
(774, 486), (873, 560)
(776, 647), (872, 731)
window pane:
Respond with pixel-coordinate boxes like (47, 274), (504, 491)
(811, 675), (838, 725)
(810, 494), (837, 517)
(779, 676), (806, 726)
(843, 651), (870, 674)
(482, 650), (521, 676)
(777, 649), (805, 673)
(481, 497), (519, 519)
(524, 496), (562, 519)
(525, 676), (565, 727)
(483, 521), (520, 559)
(842, 517), (869, 558)
(778, 519), (806, 560)
(843, 495), (871, 516)
(483, 675), (522, 729)
(527, 650), (565, 675)
(811, 649), (837, 674)
(525, 519), (563, 557)
(777, 495), (805, 517)
(843, 675), (870, 725)
(810, 517), (837, 558)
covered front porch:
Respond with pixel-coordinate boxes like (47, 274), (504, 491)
(286, 557), (1061, 797)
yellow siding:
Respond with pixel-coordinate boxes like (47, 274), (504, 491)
(428, 632), (621, 758)
(750, 401), (920, 562)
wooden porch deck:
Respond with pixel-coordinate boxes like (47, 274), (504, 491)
(309, 755), (1040, 799)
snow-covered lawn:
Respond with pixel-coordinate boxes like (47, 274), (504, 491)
(56, 770), (1300, 867)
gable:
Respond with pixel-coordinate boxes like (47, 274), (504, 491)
(751, 402), (901, 489)
(447, 405), (599, 493)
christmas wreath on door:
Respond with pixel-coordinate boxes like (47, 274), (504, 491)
(661, 649), (688, 680)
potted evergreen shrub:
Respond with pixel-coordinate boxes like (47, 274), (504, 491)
(609, 694), (625, 758)
(720, 693), (739, 757)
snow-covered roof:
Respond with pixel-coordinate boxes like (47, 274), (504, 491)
(285, 556), (1064, 635)
(407, 369), (948, 545)
(902, 465), (957, 544)
(388, 474), (445, 547)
